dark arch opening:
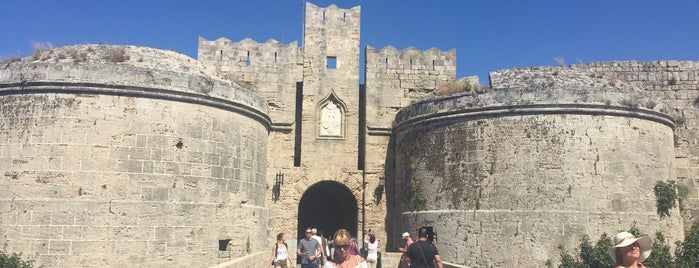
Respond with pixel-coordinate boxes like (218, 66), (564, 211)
(297, 181), (358, 242)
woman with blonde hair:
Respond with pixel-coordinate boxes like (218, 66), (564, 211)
(324, 229), (367, 268)
(269, 232), (293, 268)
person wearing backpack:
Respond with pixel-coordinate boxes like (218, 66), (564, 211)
(269, 232), (293, 268)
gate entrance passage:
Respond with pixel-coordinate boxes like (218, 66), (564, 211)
(297, 181), (358, 241)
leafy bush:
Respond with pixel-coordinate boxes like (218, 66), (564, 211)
(0, 244), (34, 268)
(579, 234), (613, 268)
(675, 223), (699, 268)
(558, 234), (612, 268)
(654, 180), (680, 218)
(554, 222), (699, 268)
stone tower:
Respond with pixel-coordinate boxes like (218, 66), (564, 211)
(295, 2), (364, 240)
(0, 45), (271, 267)
(301, 2), (361, 169)
(198, 2), (368, 242)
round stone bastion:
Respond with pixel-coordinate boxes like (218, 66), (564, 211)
(0, 45), (270, 267)
(391, 68), (684, 267)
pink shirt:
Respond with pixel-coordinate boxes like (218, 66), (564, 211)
(405, 237), (414, 248)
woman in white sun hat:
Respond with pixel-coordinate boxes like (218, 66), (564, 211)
(607, 231), (652, 268)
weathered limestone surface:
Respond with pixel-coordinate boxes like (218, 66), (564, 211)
(490, 62), (699, 230)
(2, 2), (699, 268)
(198, 37), (302, 126)
(392, 82), (683, 267)
(0, 45), (270, 267)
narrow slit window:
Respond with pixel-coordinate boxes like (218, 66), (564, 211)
(219, 50), (223, 61)
(274, 52), (278, 64)
(385, 58), (388, 70)
(246, 51), (250, 66)
(409, 59), (413, 70)
(327, 56), (337, 69)
(322, 11), (326, 22)
(218, 239), (231, 251)
(432, 60), (435, 71)
(343, 13), (346, 22)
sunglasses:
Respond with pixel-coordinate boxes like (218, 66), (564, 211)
(334, 244), (350, 250)
(306, 231), (312, 234)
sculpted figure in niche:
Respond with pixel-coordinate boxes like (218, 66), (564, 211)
(320, 102), (341, 136)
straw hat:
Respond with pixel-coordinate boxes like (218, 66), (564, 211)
(607, 232), (652, 263)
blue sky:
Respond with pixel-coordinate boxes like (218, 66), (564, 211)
(1, 0), (698, 84)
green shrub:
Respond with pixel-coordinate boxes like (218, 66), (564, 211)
(645, 232), (675, 268)
(654, 180), (679, 218)
(675, 223), (699, 268)
(557, 234), (613, 268)
(0, 244), (34, 268)
(579, 234), (613, 268)
(554, 222), (699, 268)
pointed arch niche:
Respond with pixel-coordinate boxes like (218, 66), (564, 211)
(317, 91), (346, 139)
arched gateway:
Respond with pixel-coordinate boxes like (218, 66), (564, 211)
(297, 181), (359, 240)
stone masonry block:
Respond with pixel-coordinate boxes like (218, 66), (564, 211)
(179, 163), (192, 175)
(141, 187), (169, 201)
(73, 240), (115, 256)
(116, 160), (143, 173)
(164, 162), (179, 175)
(187, 151), (203, 163)
(204, 153), (221, 165)
(62, 226), (83, 239)
(115, 240), (149, 255)
(130, 147), (151, 160)
(110, 146), (130, 159)
(48, 240), (71, 255)
(62, 131), (86, 145)
(143, 161), (154, 173)
(211, 166), (223, 178)
(81, 157), (117, 172)
(122, 134), (137, 147)
(136, 134), (148, 147)
(191, 164), (211, 177)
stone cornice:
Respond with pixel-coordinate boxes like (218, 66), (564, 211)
(395, 102), (675, 132)
(0, 81), (272, 131)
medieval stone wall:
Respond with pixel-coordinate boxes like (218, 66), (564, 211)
(363, 46), (456, 241)
(364, 45), (456, 130)
(198, 37), (303, 126)
(392, 76), (684, 267)
(0, 45), (270, 267)
(490, 61), (699, 228)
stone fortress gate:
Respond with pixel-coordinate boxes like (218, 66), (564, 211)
(2, 2), (699, 268)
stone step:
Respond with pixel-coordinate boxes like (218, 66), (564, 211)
(378, 252), (403, 268)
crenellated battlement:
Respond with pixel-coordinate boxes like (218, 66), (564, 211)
(365, 45), (456, 73)
(364, 45), (456, 129)
(198, 37), (301, 70)
(198, 36), (303, 125)
(304, 2), (361, 29)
